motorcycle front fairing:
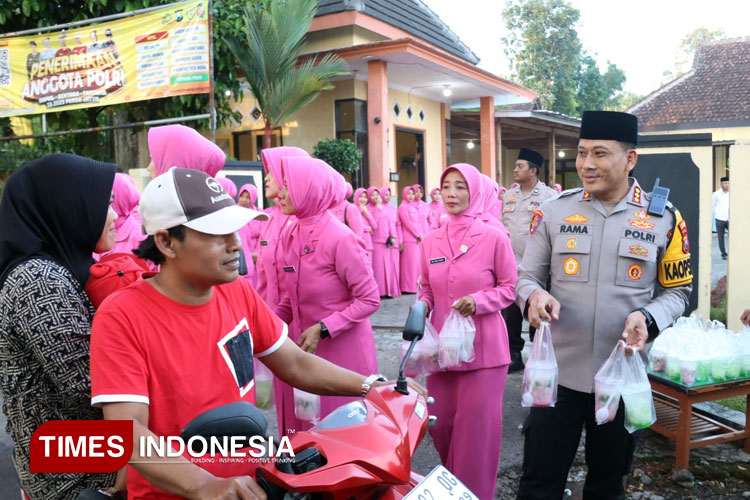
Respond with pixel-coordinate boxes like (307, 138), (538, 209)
(258, 386), (429, 500)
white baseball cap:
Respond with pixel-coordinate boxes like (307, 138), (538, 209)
(140, 167), (268, 235)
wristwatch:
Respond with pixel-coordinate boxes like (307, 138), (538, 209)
(636, 307), (659, 341)
(319, 321), (330, 339)
(361, 373), (387, 397)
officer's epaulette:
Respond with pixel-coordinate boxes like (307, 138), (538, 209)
(558, 187), (583, 198)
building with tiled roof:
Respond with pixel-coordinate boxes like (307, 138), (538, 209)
(629, 37), (750, 187)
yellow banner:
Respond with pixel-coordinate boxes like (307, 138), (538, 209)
(0, 0), (210, 117)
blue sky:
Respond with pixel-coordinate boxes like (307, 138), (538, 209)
(424, 0), (749, 96)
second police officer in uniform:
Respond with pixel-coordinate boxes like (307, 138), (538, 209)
(515, 111), (693, 500)
(502, 147), (556, 372)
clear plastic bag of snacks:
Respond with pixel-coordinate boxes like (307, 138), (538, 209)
(438, 309), (476, 369)
(621, 345), (657, 433)
(521, 322), (557, 407)
(293, 388), (320, 424)
(594, 343), (624, 425)
(254, 359), (274, 409)
(402, 315), (440, 378)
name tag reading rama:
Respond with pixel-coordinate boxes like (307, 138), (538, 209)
(429, 257), (446, 265)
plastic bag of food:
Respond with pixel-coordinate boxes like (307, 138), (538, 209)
(521, 322), (557, 407)
(438, 309), (476, 369)
(594, 343), (624, 424)
(254, 359), (274, 409)
(621, 345), (657, 433)
(402, 315), (440, 377)
(293, 388), (320, 424)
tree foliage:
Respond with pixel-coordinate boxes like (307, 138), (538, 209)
(661, 27), (726, 83)
(313, 138), (362, 175)
(503, 0), (627, 117)
(0, 0), (260, 160)
(223, 0), (350, 149)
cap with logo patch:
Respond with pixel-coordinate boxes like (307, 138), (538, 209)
(140, 167), (268, 235)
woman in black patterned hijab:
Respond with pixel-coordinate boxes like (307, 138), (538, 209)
(0, 154), (120, 500)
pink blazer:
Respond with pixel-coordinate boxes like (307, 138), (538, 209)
(370, 205), (395, 245)
(256, 204), (293, 306)
(418, 218), (518, 370)
(359, 208), (376, 251)
(276, 212), (379, 370)
(398, 202), (422, 243)
(331, 201), (364, 239)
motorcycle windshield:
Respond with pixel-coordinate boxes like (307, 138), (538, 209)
(312, 401), (368, 430)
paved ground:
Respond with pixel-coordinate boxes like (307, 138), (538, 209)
(0, 234), (740, 499)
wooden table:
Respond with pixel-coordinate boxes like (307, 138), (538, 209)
(648, 373), (750, 469)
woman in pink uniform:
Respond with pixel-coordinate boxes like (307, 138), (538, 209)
(354, 188), (375, 266)
(237, 184), (263, 288)
(412, 184), (431, 236)
(427, 187), (446, 230)
(368, 187), (399, 298)
(95, 173), (145, 258)
(479, 174), (510, 237)
(216, 177), (237, 199)
(255, 147), (309, 307)
(330, 181), (364, 238)
(274, 157), (379, 434)
(398, 186), (421, 294)
(379, 188), (401, 298)
(418, 163), (517, 500)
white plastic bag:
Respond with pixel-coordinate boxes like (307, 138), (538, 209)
(594, 344), (624, 424)
(401, 315), (440, 378)
(438, 309), (476, 369)
(621, 345), (657, 433)
(521, 321), (558, 407)
(293, 388), (320, 424)
(254, 359), (274, 409)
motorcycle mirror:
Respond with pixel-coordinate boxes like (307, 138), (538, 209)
(180, 401), (267, 453)
(402, 301), (426, 342)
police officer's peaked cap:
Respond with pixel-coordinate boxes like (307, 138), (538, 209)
(517, 147), (544, 168)
(579, 111), (638, 145)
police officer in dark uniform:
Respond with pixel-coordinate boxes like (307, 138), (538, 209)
(515, 111), (692, 499)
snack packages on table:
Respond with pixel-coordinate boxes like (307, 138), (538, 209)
(521, 322), (557, 407)
(648, 315), (750, 386)
(622, 344), (657, 433)
(401, 314), (440, 378)
(594, 343), (624, 425)
(254, 359), (274, 409)
(438, 308), (477, 369)
(293, 388), (320, 424)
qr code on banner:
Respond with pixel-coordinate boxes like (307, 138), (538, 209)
(0, 48), (9, 87)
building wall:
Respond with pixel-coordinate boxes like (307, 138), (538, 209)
(303, 25), (387, 54)
(727, 142), (750, 331)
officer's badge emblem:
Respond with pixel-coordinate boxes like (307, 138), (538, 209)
(563, 213), (589, 224)
(566, 238), (578, 249)
(633, 209), (651, 220)
(629, 219), (655, 230)
(628, 264), (643, 280)
(508, 195), (517, 201)
(529, 209), (543, 234)
(678, 220), (689, 253)
(563, 257), (579, 275)
(581, 191), (591, 200)
(628, 244), (649, 258)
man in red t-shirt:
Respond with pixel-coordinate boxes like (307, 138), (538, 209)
(91, 168), (424, 500)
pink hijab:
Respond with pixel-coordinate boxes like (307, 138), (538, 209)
(498, 186), (507, 198)
(367, 187), (382, 207)
(330, 171), (347, 210)
(553, 183), (562, 194)
(353, 188), (368, 207)
(440, 163), (484, 221)
(345, 182), (353, 200)
(401, 186), (415, 206)
(429, 188), (440, 205)
(412, 184), (424, 200)
(112, 173), (141, 231)
(239, 184), (259, 208)
(282, 157), (338, 220)
(216, 177), (237, 199)
(261, 146), (309, 189)
(147, 125), (226, 177)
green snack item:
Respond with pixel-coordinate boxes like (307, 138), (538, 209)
(710, 358), (727, 381)
(666, 356), (681, 381)
(623, 389), (654, 431)
(695, 360), (710, 384)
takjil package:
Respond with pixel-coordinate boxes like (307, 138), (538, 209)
(594, 343), (625, 425)
(402, 314), (440, 378)
(521, 321), (557, 407)
(438, 308), (476, 369)
(293, 388), (320, 424)
(254, 359), (274, 409)
(622, 346), (657, 433)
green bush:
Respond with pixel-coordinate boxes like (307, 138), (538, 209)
(313, 138), (362, 175)
(0, 137), (78, 198)
(710, 297), (727, 325)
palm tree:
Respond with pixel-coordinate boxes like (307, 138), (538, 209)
(224, 0), (350, 150)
